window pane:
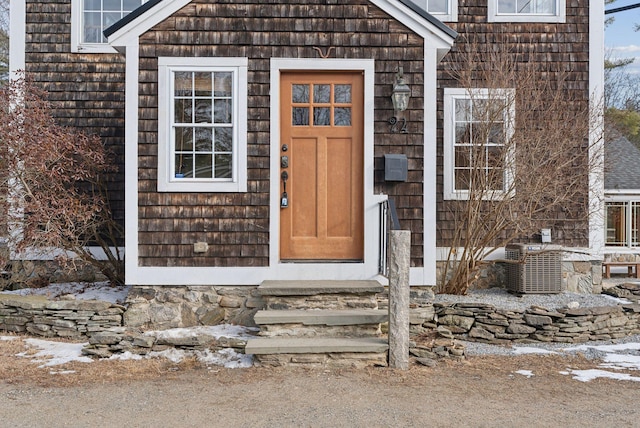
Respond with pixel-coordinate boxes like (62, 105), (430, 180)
(498, 0), (516, 13)
(488, 124), (504, 145)
(335, 85), (352, 103)
(606, 202), (626, 246)
(214, 99), (232, 123)
(194, 72), (212, 97)
(215, 154), (232, 179)
(174, 99), (193, 123)
(455, 99), (471, 122)
(84, 0), (101, 10)
(313, 107), (330, 126)
(293, 108), (309, 125)
(194, 99), (212, 123)
(103, 0), (121, 11)
(175, 72), (192, 96)
(214, 72), (232, 97)
(486, 146), (504, 168)
(455, 169), (470, 190)
(455, 146), (470, 168)
(83, 12), (102, 43)
(123, 0), (141, 11)
(176, 154), (194, 178)
(455, 123), (471, 145)
(314, 85), (331, 103)
(194, 155), (213, 178)
(292, 85), (310, 103)
(195, 128), (213, 152)
(215, 128), (233, 152)
(427, 0), (448, 13)
(103, 12), (121, 30)
(334, 108), (351, 126)
(175, 127), (193, 151)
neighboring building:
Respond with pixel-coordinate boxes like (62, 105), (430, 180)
(604, 137), (640, 257)
(9, 0), (604, 290)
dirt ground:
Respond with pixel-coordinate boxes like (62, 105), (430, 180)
(1, 337), (639, 427)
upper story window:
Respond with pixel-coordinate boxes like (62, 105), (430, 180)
(443, 88), (515, 201)
(157, 57), (248, 193)
(71, 0), (144, 52)
(417, 0), (458, 22)
(605, 200), (640, 248)
(488, 0), (566, 23)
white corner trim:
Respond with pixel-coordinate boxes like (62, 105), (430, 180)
(589, 1), (605, 254)
(124, 43), (141, 285)
(9, 0), (26, 80)
(422, 46), (439, 286)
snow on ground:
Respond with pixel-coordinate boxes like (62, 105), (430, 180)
(512, 347), (558, 355)
(2, 281), (130, 305)
(15, 324), (257, 370)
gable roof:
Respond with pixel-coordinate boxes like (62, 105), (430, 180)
(605, 137), (640, 190)
(105, 0), (457, 54)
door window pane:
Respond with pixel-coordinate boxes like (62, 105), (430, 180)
(313, 107), (331, 126)
(292, 85), (310, 103)
(606, 202), (626, 246)
(334, 108), (352, 126)
(335, 85), (352, 103)
(293, 108), (309, 126)
(314, 85), (331, 103)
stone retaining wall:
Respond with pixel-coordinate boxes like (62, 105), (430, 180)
(0, 294), (123, 338)
(123, 286), (264, 329)
(409, 301), (640, 345)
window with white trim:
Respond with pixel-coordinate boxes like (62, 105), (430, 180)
(443, 88), (515, 201)
(488, 0), (565, 23)
(605, 200), (640, 247)
(418, 0), (458, 22)
(71, 0), (144, 52)
(158, 57), (248, 193)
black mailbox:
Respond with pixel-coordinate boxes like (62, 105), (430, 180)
(384, 154), (408, 182)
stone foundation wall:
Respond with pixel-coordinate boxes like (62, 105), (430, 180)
(123, 286), (264, 329)
(0, 294), (123, 338)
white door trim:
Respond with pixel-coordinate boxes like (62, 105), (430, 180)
(268, 58), (384, 280)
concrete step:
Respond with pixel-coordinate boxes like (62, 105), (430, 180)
(245, 337), (389, 355)
(254, 309), (387, 326)
(258, 280), (383, 296)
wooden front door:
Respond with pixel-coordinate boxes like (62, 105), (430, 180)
(279, 71), (364, 261)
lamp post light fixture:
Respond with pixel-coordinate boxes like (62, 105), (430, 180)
(391, 67), (411, 112)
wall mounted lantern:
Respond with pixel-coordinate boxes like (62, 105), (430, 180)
(391, 67), (411, 112)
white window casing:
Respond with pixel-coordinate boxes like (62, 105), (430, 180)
(443, 87), (516, 201)
(488, 0), (566, 23)
(157, 57), (248, 193)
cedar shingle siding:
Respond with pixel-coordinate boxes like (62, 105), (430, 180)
(436, 1), (591, 247)
(136, 0), (426, 267)
(24, 0), (126, 230)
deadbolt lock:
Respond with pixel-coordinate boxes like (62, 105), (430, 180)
(281, 155), (289, 168)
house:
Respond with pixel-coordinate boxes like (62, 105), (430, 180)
(603, 137), (640, 273)
(9, 1), (604, 326)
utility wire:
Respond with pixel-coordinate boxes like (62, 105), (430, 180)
(605, 3), (640, 14)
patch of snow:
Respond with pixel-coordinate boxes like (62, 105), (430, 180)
(148, 324), (259, 340)
(601, 294), (632, 305)
(17, 338), (93, 368)
(600, 353), (640, 371)
(50, 370), (76, 375)
(108, 351), (143, 361)
(2, 281), (130, 305)
(564, 369), (640, 383)
(515, 370), (534, 378)
(563, 342), (640, 354)
(195, 348), (253, 368)
(512, 347), (558, 355)
(1, 336), (18, 341)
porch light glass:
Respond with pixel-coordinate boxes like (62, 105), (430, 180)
(391, 67), (411, 112)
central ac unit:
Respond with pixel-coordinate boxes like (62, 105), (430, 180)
(505, 244), (562, 294)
